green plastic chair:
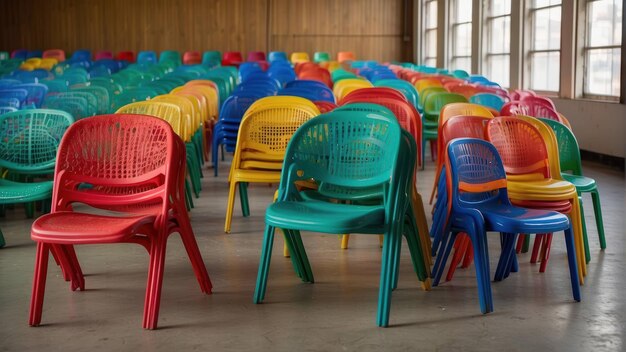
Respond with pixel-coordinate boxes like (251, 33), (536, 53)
(313, 51), (331, 63)
(253, 109), (424, 327)
(331, 68), (357, 83)
(374, 79), (419, 109)
(540, 118), (606, 260)
(0, 109), (74, 247)
(71, 85), (110, 114)
(422, 92), (468, 164)
(202, 51), (222, 67)
(41, 79), (69, 93)
(417, 86), (446, 114)
(42, 93), (96, 120)
(111, 87), (158, 110)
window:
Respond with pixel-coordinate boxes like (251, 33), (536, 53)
(583, 0), (622, 98)
(483, 0), (511, 87)
(528, 0), (562, 92)
(449, 0), (473, 73)
(422, 0), (438, 67)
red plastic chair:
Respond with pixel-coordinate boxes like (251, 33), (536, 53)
(95, 51), (113, 60)
(247, 51), (266, 62)
(501, 101), (561, 121)
(116, 51), (136, 63)
(341, 87), (407, 104)
(28, 114), (212, 330)
(298, 68), (333, 88)
(510, 89), (536, 101)
(340, 96), (422, 167)
(183, 51), (202, 65)
(337, 51), (356, 63)
(313, 100), (337, 113)
(42, 49), (66, 62)
(222, 51), (243, 67)
(521, 95), (557, 110)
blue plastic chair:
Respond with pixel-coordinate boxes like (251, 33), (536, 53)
(0, 88), (29, 108)
(268, 51), (288, 63)
(137, 51), (157, 65)
(432, 138), (581, 314)
(15, 83), (48, 108)
(277, 86), (335, 103)
(469, 93), (506, 112)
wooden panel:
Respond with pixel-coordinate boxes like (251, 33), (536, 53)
(0, 0), (412, 62)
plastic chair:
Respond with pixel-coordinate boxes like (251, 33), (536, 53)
(247, 51), (266, 62)
(332, 78), (373, 102)
(290, 52), (310, 63)
(486, 116), (587, 283)
(138, 51), (158, 65)
(95, 51), (113, 60)
(501, 101), (561, 121)
(313, 52), (330, 63)
(28, 114), (212, 330)
(116, 51), (136, 63)
(268, 51), (287, 63)
(224, 96), (320, 233)
(374, 79), (419, 108)
(469, 92), (505, 113)
(183, 51), (202, 65)
(0, 51), (9, 61)
(422, 92), (468, 163)
(11, 49), (29, 59)
(159, 50), (182, 66)
(342, 87), (407, 103)
(0, 109), (74, 247)
(337, 51), (355, 63)
(414, 77), (443, 94)
(42, 49), (65, 62)
(14, 83), (48, 108)
(431, 138), (580, 315)
(541, 118), (606, 254)
(253, 110), (429, 327)
(222, 51), (243, 67)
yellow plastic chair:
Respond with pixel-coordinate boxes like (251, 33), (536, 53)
(320, 60), (341, 72)
(19, 63), (36, 71)
(414, 77), (443, 94)
(151, 95), (196, 142)
(115, 101), (183, 140)
(25, 58), (42, 68)
(224, 96), (320, 233)
(290, 52), (310, 63)
(332, 78), (373, 102)
(430, 103), (494, 203)
(39, 58), (58, 71)
(488, 115), (586, 283)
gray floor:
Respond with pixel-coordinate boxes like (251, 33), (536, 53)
(0, 158), (624, 352)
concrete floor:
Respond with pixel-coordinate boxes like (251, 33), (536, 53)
(0, 158), (624, 352)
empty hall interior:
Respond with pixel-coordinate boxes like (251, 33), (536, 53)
(0, 0), (625, 351)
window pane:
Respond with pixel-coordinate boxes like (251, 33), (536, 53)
(424, 58), (437, 67)
(487, 0), (511, 17)
(587, 0), (623, 47)
(489, 16), (511, 54)
(451, 57), (472, 73)
(584, 48), (621, 96)
(453, 23), (472, 56)
(530, 51), (560, 91)
(486, 55), (510, 88)
(426, 1), (437, 28)
(425, 29), (437, 60)
(531, 7), (561, 51)
(453, 0), (473, 23)
(533, 0), (561, 8)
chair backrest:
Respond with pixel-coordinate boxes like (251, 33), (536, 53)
(233, 97), (320, 163)
(159, 50), (182, 66)
(539, 118), (582, 176)
(116, 51), (135, 63)
(424, 92), (469, 118)
(247, 51), (266, 62)
(332, 78), (373, 101)
(116, 101), (183, 139)
(516, 115), (565, 181)
(95, 51), (114, 60)
(337, 51), (355, 63)
(0, 88), (29, 107)
(138, 51), (158, 64)
(268, 51), (288, 63)
(342, 87), (407, 103)
(0, 109), (74, 171)
(202, 51), (222, 66)
(486, 116), (550, 178)
(449, 84), (482, 99)
(313, 52), (330, 63)
(313, 101), (337, 113)
(71, 85), (111, 114)
(441, 115), (491, 145)
(15, 83), (48, 108)
(414, 78), (443, 93)
(183, 51), (202, 65)
(374, 79), (419, 108)
(469, 92), (506, 111)
(112, 87), (158, 110)
(501, 101), (561, 121)
(43, 49), (65, 62)
(277, 87), (335, 103)
(445, 138), (509, 208)
(290, 52), (310, 63)
(281, 110), (401, 194)
(52, 114), (180, 215)
(223, 51), (243, 65)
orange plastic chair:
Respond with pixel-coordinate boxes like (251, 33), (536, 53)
(183, 51), (202, 65)
(43, 49), (66, 62)
(337, 51), (356, 63)
(28, 114), (212, 330)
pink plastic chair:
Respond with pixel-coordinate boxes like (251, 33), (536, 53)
(42, 49), (66, 62)
(95, 51), (113, 60)
(28, 114), (212, 330)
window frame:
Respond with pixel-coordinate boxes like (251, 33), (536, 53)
(525, 1), (563, 94)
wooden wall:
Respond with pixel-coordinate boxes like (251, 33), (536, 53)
(0, 0), (412, 62)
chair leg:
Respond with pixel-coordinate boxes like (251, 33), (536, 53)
(530, 234), (543, 264)
(564, 227), (581, 302)
(178, 221), (213, 293)
(446, 233), (468, 282)
(467, 230), (492, 314)
(432, 231), (456, 286)
(224, 181), (238, 233)
(515, 234), (524, 254)
(376, 232), (400, 327)
(0, 228), (5, 248)
(522, 233), (531, 253)
(254, 225), (276, 303)
(239, 182), (250, 217)
(29, 242), (50, 326)
(591, 190), (606, 250)
(143, 235), (168, 330)
(539, 234), (553, 273)
(579, 196), (591, 264)
(281, 229), (306, 281)
(495, 233), (517, 282)
(340, 234), (350, 249)
(62, 245), (85, 291)
(461, 242), (473, 268)
(288, 230), (314, 283)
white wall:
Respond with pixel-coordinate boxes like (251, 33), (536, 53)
(553, 98), (626, 158)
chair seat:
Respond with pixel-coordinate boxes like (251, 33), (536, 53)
(562, 173), (596, 192)
(31, 211), (157, 244)
(506, 178), (577, 195)
(511, 199), (572, 213)
(241, 150), (285, 162)
(473, 203), (570, 234)
(230, 168), (281, 183)
(240, 160), (283, 170)
(0, 180), (53, 203)
(266, 200), (385, 233)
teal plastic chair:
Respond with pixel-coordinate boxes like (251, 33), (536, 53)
(374, 79), (419, 109)
(202, 51), (222, 67)
(253, 110), (423, 327)
(70, 85), (110, 114)
(42, 93), (96, 120)
(0, 109), (74, 247)
(469, 92), (505, 112)
(331, 69), (357, 83)
(111, 87), (158, 110)
(540, 118), (606, 259)
(159, 50), (182, 67)
(313, 51), (330, 63)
